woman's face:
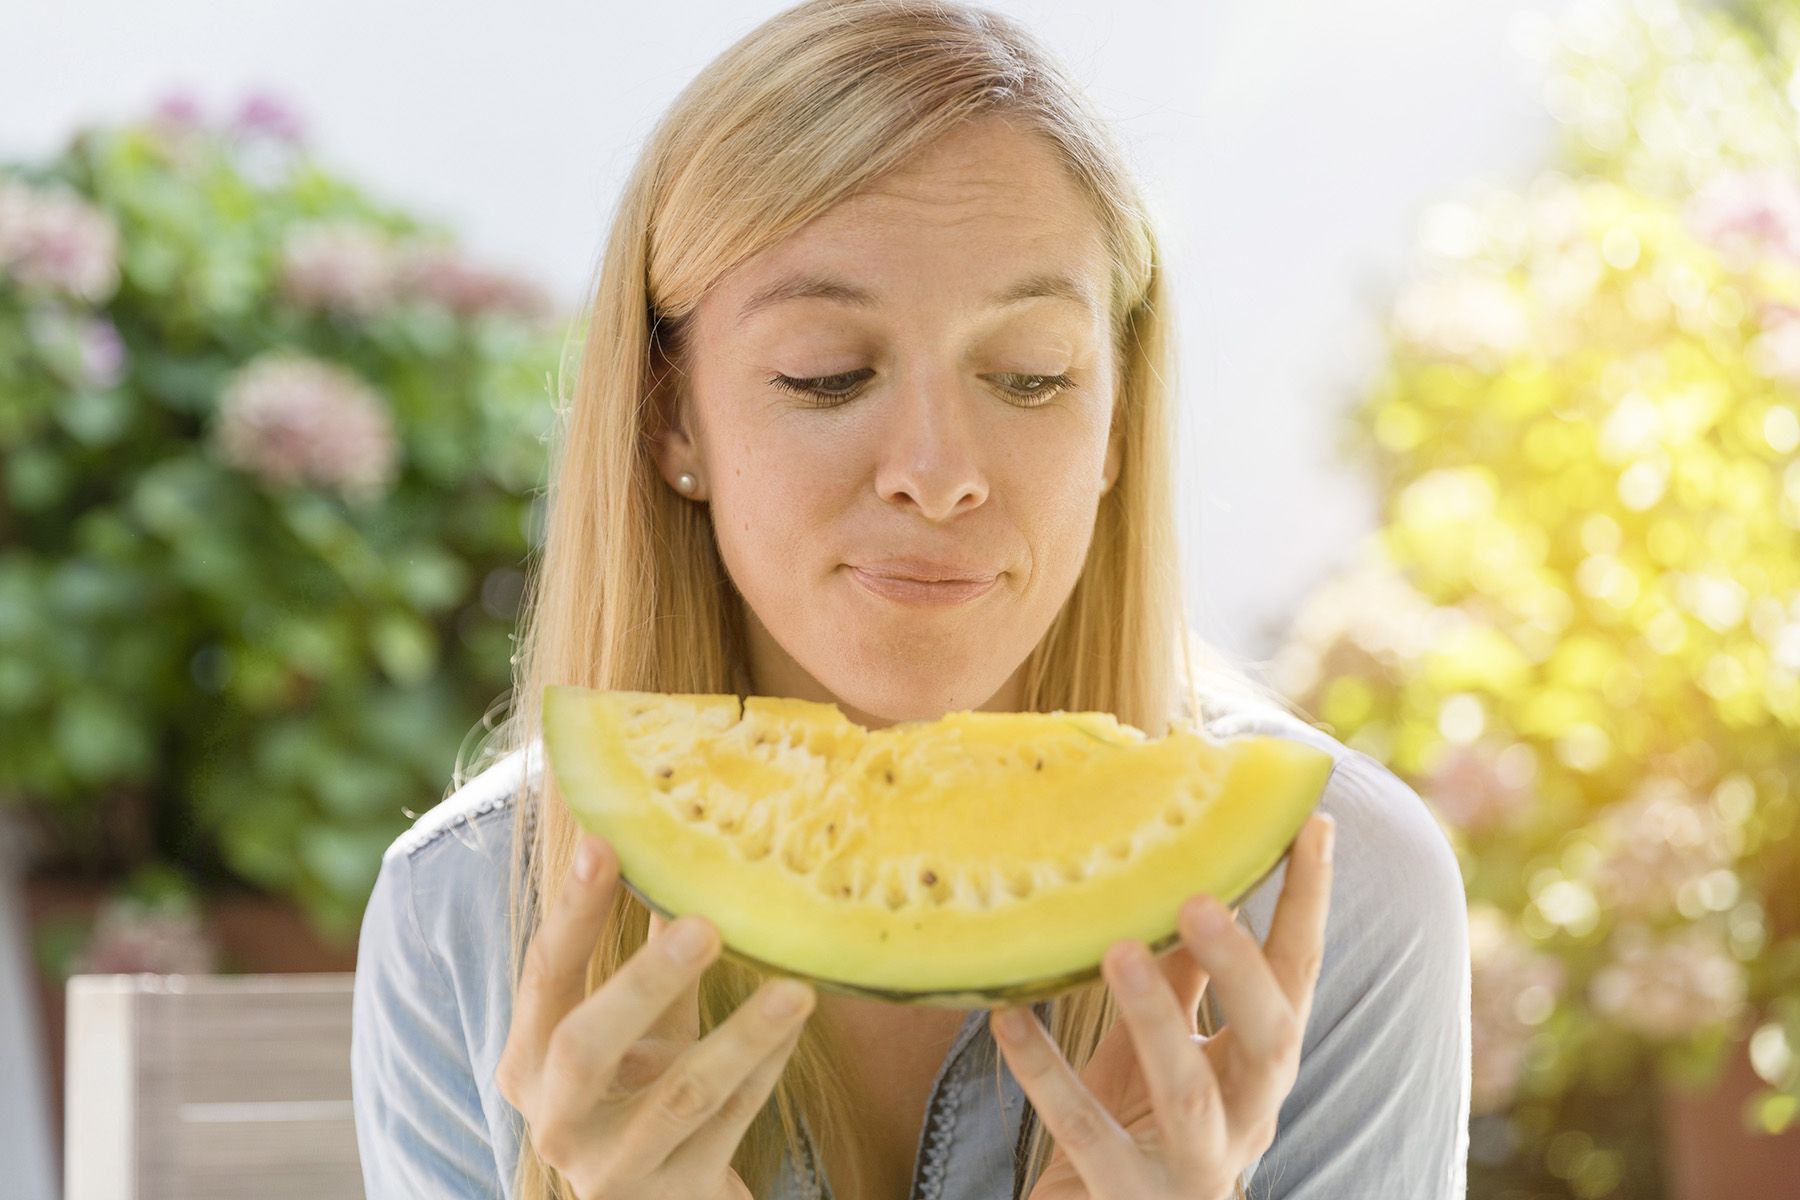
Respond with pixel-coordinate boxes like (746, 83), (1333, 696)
(651, 115), (1121, 729)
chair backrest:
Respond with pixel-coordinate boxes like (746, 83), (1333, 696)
(64, 973), (362, 1200)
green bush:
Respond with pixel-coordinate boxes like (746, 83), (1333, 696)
(0, 92), (566, 940)
(1270, 1), (1800, 1194)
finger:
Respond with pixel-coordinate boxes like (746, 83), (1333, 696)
(1178, 814), (1333, 1122)
(658, 980), (815, 1172)
(538, 910), (721, 1113)
(990, 1006), (1146, 1192)
(503, 833), (620, 1086)
(1176, 893), (1293, 1123)
(645, 908), (704, 1042)
(1157, 937), (1211, 1027)
(1103, 940), (1225, 1180)
(1259, 812), (1336, 1028)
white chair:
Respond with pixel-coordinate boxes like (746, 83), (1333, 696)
(63, 973), (363, 1200)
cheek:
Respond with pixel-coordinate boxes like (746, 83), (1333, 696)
(709, 435), (847, 575)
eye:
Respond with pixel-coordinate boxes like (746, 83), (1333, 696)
(766, 370), (1075, 407)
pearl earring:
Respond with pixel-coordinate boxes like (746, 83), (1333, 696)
(676, 472), (697, 494)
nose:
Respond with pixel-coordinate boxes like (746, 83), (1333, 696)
(871, 371), (990, 520)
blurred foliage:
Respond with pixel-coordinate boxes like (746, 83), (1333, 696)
(1270, 0), (1800, 1196)
(0, 90), (568, 940)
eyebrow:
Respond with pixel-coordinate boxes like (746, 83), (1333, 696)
(735, 270), (1098, 325)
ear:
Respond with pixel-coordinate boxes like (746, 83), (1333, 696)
(1099, 406), (1122, 497)
(646, 328), (706, 499)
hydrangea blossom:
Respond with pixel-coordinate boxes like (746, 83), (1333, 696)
(1581, 775), (1735, 920)
(1469, 903), (1567, 1113)
(1589, 919), (1748, 1039)
(0, 175), (121, 303)
(275, 219), (399, 316)
(73, 896), (219, 976)
(211, 351), (400, 501)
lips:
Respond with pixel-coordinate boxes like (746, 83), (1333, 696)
(848, 566), (998, 607)
(850, 558), (997, 584)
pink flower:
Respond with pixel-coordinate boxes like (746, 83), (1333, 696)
(1684, 168), (1800, 270)
(73, 896), (218, 976)
(393, 236), (554, 321)
(1422, 739), (1535, 835)
(1749, 302), (1800, 386)
(1589, 920), (1747, 1039)
(1581, 776), (1734, 920)
(24, 304), (128, 390)
(230, 89), (305, 145)
(275, 219), (401, 316)
(1468, 904), (1566, 1114)
(212, 351), (400, 501)
(150, 89), (206, 128)
(0, 176), (121, 303)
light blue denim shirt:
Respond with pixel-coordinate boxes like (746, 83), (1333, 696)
(351, 697), (1471, 1199)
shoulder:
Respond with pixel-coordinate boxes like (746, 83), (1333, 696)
(359, 736), (547, 1020)
(1200, 700), (1472, 1196)
(1201, 694), (1467, 931)
(388, 738), (545, 865)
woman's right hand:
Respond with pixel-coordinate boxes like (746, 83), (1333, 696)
(496, 832), (817, 1200)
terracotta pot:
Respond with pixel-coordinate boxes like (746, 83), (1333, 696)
(21, 878), (360, 1185)
(1657, 1007), (1800, 1200)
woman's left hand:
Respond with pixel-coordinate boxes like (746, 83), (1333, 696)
(989, 811), (1336, 1200)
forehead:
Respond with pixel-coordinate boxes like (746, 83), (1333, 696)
(710, 119), (1110, 328)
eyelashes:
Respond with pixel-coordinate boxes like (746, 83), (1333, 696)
(765, 369), (1075, 408)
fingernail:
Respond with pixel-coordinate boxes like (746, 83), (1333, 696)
(762, 981), (809, 1017)
(573, 840), (598, 883)
(995, 1008), (1032, 1039)
(1188, 896), (1226, 933)
(1319, 815), (1336, 865)
(663, 918), (712, 963)
(1115, 946), (1153, 993)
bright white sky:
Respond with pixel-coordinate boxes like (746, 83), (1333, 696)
(1, 0), (1568, 667)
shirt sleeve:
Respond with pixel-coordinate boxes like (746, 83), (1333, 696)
(1237, 750), (1472, 1200)
(351, 843), (508, 1199)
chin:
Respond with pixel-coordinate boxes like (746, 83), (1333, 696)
(822, 663), (1007, 726)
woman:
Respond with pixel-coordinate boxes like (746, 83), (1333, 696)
(350, 2), (1472, 1198)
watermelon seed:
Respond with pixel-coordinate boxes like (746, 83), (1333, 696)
(884, 769), (895, 784)
(825, 822), (836, 836)
(657, 766), (673, 778)
(920, 870), (938, 886)
(1034, 758), (1043, 770)
(839, 885), (852, 897)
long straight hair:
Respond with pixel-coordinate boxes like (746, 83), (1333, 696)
(457, 2), (1305, 1195)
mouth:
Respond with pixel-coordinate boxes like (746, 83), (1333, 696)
(847, 566), (999, 607)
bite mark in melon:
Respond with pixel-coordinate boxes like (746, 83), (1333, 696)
(542, 685), (1334, 1006)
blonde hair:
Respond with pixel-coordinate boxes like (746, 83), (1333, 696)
(458, 1), (1309, 1196)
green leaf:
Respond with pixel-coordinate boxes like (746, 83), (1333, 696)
(215, 793), (305, 890)
(298, 823), (390, 901)
(5, 444), (72, 509)
(52, 690), (155, 783)
(371, 612), (437, 686)
(394, 545), (470, 612)
(313, 755), (412, 821)
(56, 388), (134, 446)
